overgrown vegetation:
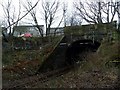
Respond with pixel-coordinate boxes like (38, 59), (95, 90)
(2, 24), (120, 88)
(2, 35), (63, 83)
(29, 30), (120, 88)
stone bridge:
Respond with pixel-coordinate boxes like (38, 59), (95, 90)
(64, 22), (117, 45)
(37, 23), (117, 72)
(59, 30), (115, 65)
(64, 31), (113, 45)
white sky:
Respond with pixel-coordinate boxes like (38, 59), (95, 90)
(0, 0), (74, 27)
(0, 0), (119, 27)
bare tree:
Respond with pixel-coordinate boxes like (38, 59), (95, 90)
(1, 0), (21, 36)
(116, 1), (120, 30)
(74, 0), (119, 24)
(41, 0), (60, 36)
(1, 0), (40, 51)
(66, 13), (82, 26)
(23, 0), (44, 37)
(53, 2), (68, 36)
(1, 0), (40, 37)
(63, 2), (67, 27)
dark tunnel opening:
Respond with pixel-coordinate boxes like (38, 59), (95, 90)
(65, 39), (101, 65)
(36, 39), (101, 74)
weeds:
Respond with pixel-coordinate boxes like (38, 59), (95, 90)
(34, 34), (120, 88)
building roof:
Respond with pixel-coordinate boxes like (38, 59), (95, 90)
(50, 27), (64, 29)
(14, 25), (44, 28)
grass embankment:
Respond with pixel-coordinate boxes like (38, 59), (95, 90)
(2, 35), (63, 82)
(31, 31), (120, 88)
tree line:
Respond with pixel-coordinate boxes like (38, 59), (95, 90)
(1, 0), (120, 39)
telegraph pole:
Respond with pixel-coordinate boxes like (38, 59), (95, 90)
(97, 1), (102, 23)
(63, 3), (67, 27)
(118, 1), (120, 30)
(115, 0), (120, 30)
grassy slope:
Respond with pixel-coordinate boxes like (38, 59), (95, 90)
(31, 31), (120, 88)
(2, 35), (63, 82)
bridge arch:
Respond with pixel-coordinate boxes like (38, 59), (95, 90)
(65, 39), (101, 65)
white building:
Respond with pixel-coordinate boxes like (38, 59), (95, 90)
(13, 25), (44, 37)
(49, 27), (64, 36)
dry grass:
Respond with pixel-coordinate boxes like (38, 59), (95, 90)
(2, 33), (120, 88)
(30, 38), (120, 88)
(2, 36), (63, 84)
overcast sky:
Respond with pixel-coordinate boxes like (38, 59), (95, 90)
(0, 0), (75, 27)
(0, 0), (119, 27)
